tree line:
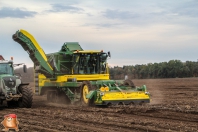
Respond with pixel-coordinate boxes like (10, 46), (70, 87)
(14, 59), (198, 82)
(110, 60), (198, 79)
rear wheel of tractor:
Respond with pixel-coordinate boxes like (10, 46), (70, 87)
(124, 79), (135, 88)
(18, 85), (33, 108)
(80, 81), (94, 106)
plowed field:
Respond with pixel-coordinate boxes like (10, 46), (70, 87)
(1, 78), (198, 132)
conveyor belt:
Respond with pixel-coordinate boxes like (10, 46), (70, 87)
(12, 29), (53, 77)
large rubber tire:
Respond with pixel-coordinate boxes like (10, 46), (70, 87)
(18, 85), (33, 108)
(123, 79), (135, 88)
(80, 81), (94, 106)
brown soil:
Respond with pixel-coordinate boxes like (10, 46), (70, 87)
(1, 78), (198, 132)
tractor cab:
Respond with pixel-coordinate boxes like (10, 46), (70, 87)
(0, 60), (14, 76)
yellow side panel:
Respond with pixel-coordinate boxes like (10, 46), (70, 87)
(101, 91), (150, 101)
(56, 74), (109, 82)
(38, 73), (109, 87)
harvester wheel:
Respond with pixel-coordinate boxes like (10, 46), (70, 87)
(124, 79), (135, 88)
(80, 81), (94, 106)
(18, 85), (33, 108)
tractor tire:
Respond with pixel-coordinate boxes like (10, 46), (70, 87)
(18, 85), (33, 108)
(123, 79), (135, 88)
(80, 81), (94, 106)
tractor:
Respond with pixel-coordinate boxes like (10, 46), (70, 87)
(0, 55), (33, 108)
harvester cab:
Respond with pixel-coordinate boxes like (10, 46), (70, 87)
(12, 29), (150, 107)
(0, 55), (33, 108)
(63, 44), (109, 75)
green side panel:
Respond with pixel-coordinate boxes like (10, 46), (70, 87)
(46, 52), (73, 74)
(57, 52), (73, 74)
(61, 42), (83, 52)
(86, 90), (96, 99)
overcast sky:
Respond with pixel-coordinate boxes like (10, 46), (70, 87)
(0, 0), (198, 68)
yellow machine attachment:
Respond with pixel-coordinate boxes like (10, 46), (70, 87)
(99, 90), (150, 105)
(86, 81), (150, 106)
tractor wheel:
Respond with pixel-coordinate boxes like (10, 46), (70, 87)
(123, 79), (135, 88)
(18, 85), (33, 108)
(80, 81), (94, 106)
